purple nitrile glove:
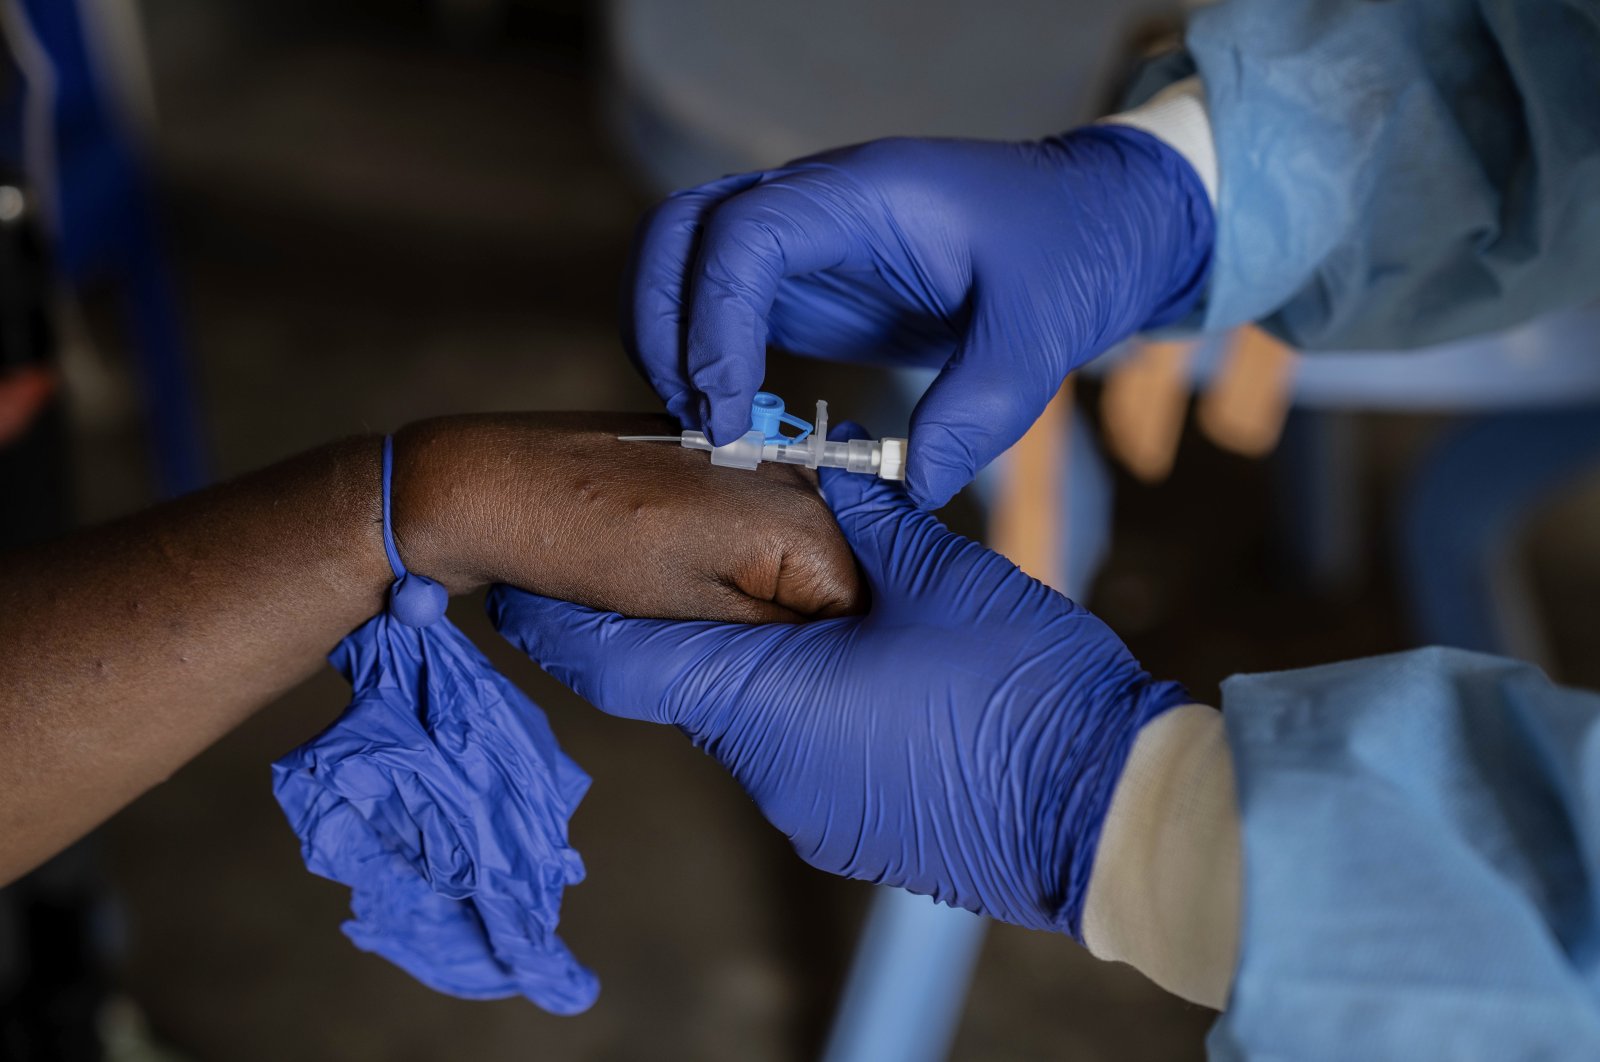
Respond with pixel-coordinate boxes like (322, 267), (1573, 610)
(624, 126), (1212, 508)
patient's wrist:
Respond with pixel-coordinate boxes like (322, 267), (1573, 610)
(387, 415), (545, 595)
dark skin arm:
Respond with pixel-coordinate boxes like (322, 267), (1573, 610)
(0, 412), (861, 883)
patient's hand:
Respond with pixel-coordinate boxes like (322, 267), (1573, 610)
(392, 413), (862, 622)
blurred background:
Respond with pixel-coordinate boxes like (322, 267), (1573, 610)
(1, 1), (1598, 1060)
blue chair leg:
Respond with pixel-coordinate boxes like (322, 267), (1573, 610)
(1274, 409), (1365, 594)
(123, 229), (210, 496)
(14, 0), (211, 496)
(821, 392), (1112, 1062)
(1398, 407), (1600, 662)
(821, 890), (987, 1062)
(1057, 411), (1112, 601)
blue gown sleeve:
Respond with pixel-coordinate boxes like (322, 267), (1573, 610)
(1210, 647), (1600, 1059)
(1172, 0), (1600, 351)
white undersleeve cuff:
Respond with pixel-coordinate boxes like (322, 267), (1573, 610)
(1081, 703), (1240, 1009)
(1101, 76), (1219, 206)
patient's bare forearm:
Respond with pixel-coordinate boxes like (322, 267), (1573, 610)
(0, 436), (390, 882)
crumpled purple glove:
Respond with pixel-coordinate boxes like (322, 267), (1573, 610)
(624, 125), (1213, 508)
(273, 613), (596, 1013)
(272, 436), (597, 1014)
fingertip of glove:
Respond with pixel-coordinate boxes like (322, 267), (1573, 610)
(821, 458), (918, 526)
(662, 389), (697, 428)
(485, 585), (589, 648)
(484, 586), (542, 655)
(483, 583), (524, 627)
(901, 418), (975, 511)
(904, 465), (959, 511)
(702, 393), (750, 446)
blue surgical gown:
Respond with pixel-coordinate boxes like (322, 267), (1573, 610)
(1214, 647), (1600, 1059)
(1141, 0), (1600, 351)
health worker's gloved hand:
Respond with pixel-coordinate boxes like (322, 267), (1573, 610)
(626, 126), (1214, 508)
(489, 424), (1190, 937)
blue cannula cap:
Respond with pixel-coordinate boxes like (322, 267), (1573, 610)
(750, 391), (813, 443)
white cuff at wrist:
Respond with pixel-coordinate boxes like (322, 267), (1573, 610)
(1080, 703), (1240, 1009)
(1101, 76), (1218, 206)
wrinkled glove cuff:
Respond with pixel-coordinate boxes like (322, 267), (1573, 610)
(1054, 675), (1193, 940)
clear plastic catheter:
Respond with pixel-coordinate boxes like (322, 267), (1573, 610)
(619, 393), (907, 481)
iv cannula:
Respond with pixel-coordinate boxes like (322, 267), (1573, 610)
(618, 393), (907, 481)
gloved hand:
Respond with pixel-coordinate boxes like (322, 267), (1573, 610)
(625, 126), (1213, 508)
(489, 425), (1190, 937)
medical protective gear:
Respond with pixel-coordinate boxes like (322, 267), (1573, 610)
(1150, 0), (1600, 351)
(273, 438), (597, 1014)
(1209, 647), (1600, 1058)
(625, 126), (1213, 509)
(490, 423), (1190, 938)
